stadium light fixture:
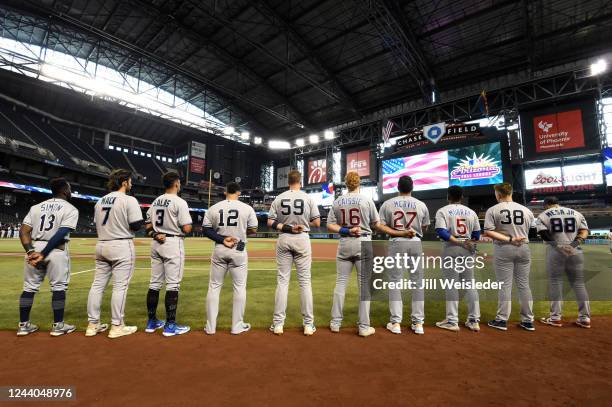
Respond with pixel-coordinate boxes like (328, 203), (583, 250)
(108, 145), (114, 150)
(254, 137), (262, 145)
(324, 130), (334, 140)
(156, 155), (160, 160)
(590, 59), (607, 76)
(268, 140), (291, 150)
(223, 126), (235, 135)
(240, 131), (250, 141)
(295, 138), (305, 147)
(309, 134), (319, 143)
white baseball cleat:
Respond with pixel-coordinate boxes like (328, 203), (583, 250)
(85, 322), (109, 337)
(411, 323), (425, 335)
(386, 322), (401, 334)
(231, 323), (251, 335)
(270, 324), (284, 335)
(435, 320), (460, 332)
(358, 327), (375, 337)
(329, 324), (340, 333)
(50, 321), (76, 337)
(108, 324), (137, 339)
(17, 321), (38, 336)
(465, 320), (481, 332)
(303, 325), (316, 336)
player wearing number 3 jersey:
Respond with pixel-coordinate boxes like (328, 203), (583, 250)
(268, 170), (320, 336)
(377, 175), (430, 335)
(144, 172), (193, 337)
(484, 183), (535, 332)
(87, 169), (143, 339)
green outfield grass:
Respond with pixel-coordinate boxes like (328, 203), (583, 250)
(0, 238), (610, 331)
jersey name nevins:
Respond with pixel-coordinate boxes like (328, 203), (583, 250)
(99, 196), (117, 206)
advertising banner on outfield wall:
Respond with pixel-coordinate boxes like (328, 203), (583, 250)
(187, 141), (207, 186)
(276, 165), (290, 188)
(520, 98), (599, 159)
(346, 150), (370, 177)
(307, 158), (326, 184)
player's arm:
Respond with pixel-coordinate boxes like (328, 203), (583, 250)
(571, 228), (588, 248)
(179, 201), (193, 235)
(247, 208), (258, 236)
(309, 198), (321, 227)
(374, 222), (413, 237)
(19, 224), (35, 255)
(484, 229), (514, 242)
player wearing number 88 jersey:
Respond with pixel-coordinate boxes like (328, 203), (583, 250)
(377, 176), (430, 335)
(535, 197), (590, 328)
(144, 172), (193, 337)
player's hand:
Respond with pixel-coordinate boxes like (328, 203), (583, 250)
(462, 241), (476, 252)
(511, 237), (526, 246)
(223, 236), (238, 248)
(401, 228), (416, 238)
(154, 233), (166, 244)
(560, 245), (575, 257)
(27, 252), (43, 266)
(349, 226), (361, 237)
(292, 225), (305, 234)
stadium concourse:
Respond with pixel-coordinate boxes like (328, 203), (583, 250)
(1, 0), (612, 406)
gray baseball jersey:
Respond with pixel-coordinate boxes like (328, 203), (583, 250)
(327, 192), (380, 234)
(435, 204), (480, 238)
(203, 199), (258, 242)
(22, 198), (79, 240)
(146, 193), (192, 236)
(379, 195), (430, 238)
(484, 201), (534, 239)
(268, 190), (320, 232)
(535, 206), (588, 244)
(94, 191), (143, 240)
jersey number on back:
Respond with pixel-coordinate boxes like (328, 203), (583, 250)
(500, 209), (524, 225)
(392, 211), (416, 229)
(101, 207), (111, 226)
(39, 214), (55, 232)
(550, 218), (575, 233)
(340, 208), (360, 226)
(280, 199), (304, 215)
(218, 209), (238, 226)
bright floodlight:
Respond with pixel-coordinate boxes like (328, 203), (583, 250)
(253, 137), (262, 145)
(324, 130), (334, 140)
(295, 138), (305, 147)
(223, 126), (235, 135)
(240, 131), (250, 140)
(309, 134), (319, 143)
(268, 140), (291, 150)
(590, 59), (607, 76)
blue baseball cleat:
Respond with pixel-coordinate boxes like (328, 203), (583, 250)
(145, 319), (165, 333)
(162, 322), (190, 337)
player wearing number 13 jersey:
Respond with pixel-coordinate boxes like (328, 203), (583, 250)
(377, 175), (430, 335)
(144, 172), (193, 337)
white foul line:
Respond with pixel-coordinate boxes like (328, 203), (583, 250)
(72, 267), (278, 276)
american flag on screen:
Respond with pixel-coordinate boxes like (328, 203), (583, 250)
(382, 150), (449, 193)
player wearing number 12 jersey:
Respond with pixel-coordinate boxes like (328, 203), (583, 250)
(377, 175), (430, 335)
(144, 172), (193, 337)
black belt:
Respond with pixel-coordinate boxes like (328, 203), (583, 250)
(162, 234), (184, 238)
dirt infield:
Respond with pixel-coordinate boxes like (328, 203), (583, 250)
(2, 318), (611, 406)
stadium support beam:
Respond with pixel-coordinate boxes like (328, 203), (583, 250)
(356, 0), (435, 103)
(250, 0), (361, 118)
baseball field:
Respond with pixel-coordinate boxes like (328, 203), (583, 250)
(1, 238), (612, 406)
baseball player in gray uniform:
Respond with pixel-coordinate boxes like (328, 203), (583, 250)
(434, 186), (481, 332)
(377, 175), (430, 335)
(484, 182), (535, 331)
(535, 196), (591, 328)
(203, 182), (258, 335)
(144, 172), (193, 337)
(86, 169), (143, 339)
(17, 178), (78, 336)
(268, 170), (320, 336)
(327, 172), (379, 337)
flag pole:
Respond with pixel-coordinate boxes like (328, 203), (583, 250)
(207, 169), (212, 208)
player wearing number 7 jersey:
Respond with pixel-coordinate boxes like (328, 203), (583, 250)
(535, 197), (591, 328)
(484, 182), (535, 332)
(144, 172), (193, 337)
(87, 169), (143, 339)
(268, 170), (321, 336)
(377, 175), (430, 335)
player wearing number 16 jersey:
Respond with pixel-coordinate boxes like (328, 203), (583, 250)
(377, 176), (430, 335)
(87, 169), (143, 339)
(484, 183), (535, 332)
(144, 172), (193, 337)
(535, 197), (591, 328)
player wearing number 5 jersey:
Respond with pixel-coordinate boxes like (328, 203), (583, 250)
(377, 175), (430, 335)
(535, 197), (591, 328)
(268, 170), (321, 336)
(484, 183), (535, 332)
(144, 172), (193, 337)
(203, 182), (258, 335)
(17, 178), (79, 337)
(87, 169), (143, 339)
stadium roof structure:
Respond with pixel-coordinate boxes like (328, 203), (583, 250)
(0, 0), (611, 146)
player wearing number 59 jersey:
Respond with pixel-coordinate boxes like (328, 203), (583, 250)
(203, 182), (258, 335)
(144, 172), (193, 337)
(87, 169), (143, 339)
(535, 197), (590, 328)
(377, 175), (430, 335)
(484, 183), (535, 332)
(268, 170), (320, 336)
